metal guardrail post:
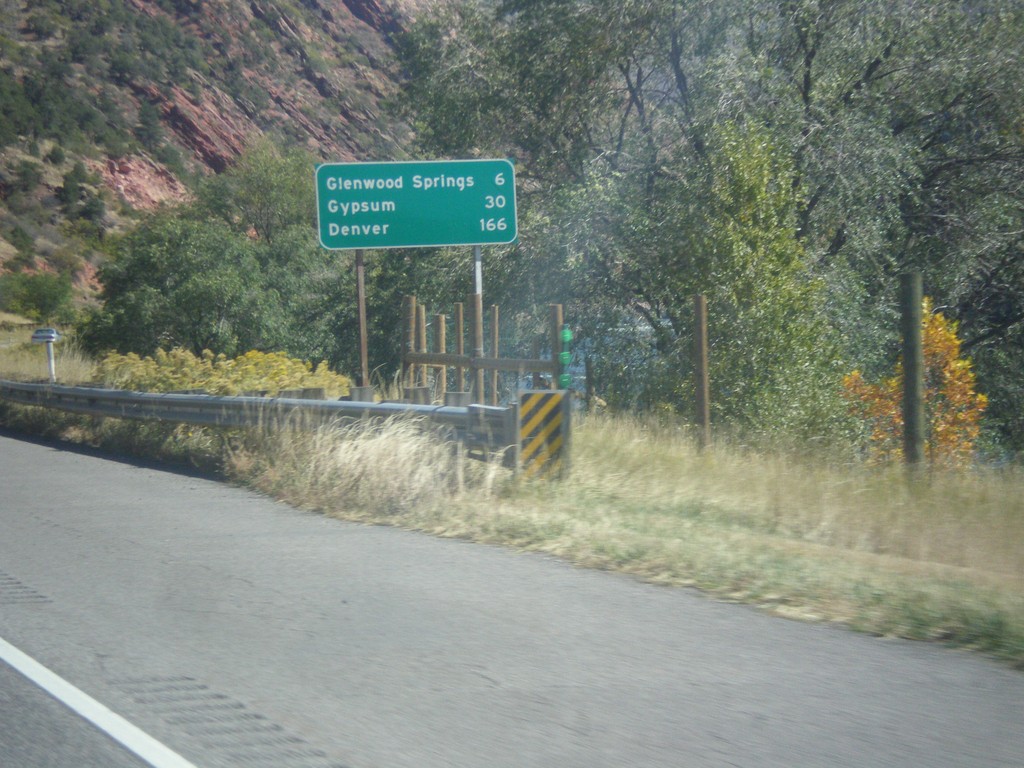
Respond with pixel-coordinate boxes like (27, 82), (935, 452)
(503, 399), (521, 470)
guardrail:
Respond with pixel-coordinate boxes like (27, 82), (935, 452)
(0, 380), (519, 465)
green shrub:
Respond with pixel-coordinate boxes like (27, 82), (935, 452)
(0, 271), (73, 322)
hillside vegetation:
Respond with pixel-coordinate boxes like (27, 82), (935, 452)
(2, 0), (1021, 460)
(396, 0), (1024, 457)
(0, 0), (412, 317)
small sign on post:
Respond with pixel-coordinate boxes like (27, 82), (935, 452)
(30, 328), (60, 384)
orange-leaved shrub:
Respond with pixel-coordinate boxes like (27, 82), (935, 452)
(842, 298), (987, 467)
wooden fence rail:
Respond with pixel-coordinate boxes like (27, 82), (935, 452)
(402, 295), (564, 405)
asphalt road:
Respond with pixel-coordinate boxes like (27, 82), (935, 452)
(1, 429), (1022, 768)
(0, 659), (150, 768)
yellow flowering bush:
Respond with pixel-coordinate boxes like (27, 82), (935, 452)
(96, 348), (351, 398)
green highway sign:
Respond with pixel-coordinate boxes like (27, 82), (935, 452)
(316, 159), (517, 250)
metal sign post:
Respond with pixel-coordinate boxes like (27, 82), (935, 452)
(355, 249), (370, 387)
(316, 159), (518, 399)
(30, 328), (60, 384)
(474, 245), (483, 297)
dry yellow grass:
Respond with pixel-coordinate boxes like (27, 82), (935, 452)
(0, 310), (32, 325)
(0, 331), (95, 384)
(565, 414), (1024, 578)
(226, 415), (504, 518)
(236, 412), (1023, 664)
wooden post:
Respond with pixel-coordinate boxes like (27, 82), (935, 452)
(355, 250), (370, 387)
(490, 304), (500, 405)
(901, 272), (926, 468)
(402, 295), (416, 390)
(434, 313), (447, 399)
(455, 302), (465, 393)
(531, 337), (543, 389)
(550, 304), (563, 389)
(585, 355), (595, 411)
(472, 293), (485, 403)
(694, 294), (711, 451)
(417, 303), (428, 388)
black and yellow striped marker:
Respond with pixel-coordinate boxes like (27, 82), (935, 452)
(519, 390), (569, 479)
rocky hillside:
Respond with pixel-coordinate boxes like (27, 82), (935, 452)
(0, 0), (422, 300)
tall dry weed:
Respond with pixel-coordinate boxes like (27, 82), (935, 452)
(569, 413), (1024, 579)
(228, 416), (494, 518)
(0, 334), (95, 384)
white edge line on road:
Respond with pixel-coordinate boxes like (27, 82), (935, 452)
(0, 635), (199, 768)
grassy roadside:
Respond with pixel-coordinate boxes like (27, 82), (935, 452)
(0, 321), (94, 384)
(227, 412), (1024, 667)
(1, 394), (1022, 668)
(0, 310), (33, 325)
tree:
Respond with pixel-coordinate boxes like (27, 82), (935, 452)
(134, 100), (164, 150)
(397, 0), (847, 431)
(842, 299), (987, 467)
(196, 139), (315, 244)
(0, 272), (74, 322)
(79, 215), (285, 357)
(13, 160), (43, 194)
(77, 141), (368, 376)
(44, 145), (65, 165)
(396, 0), (1024, 449)
(697, 123), (843, 436)
(4, 225), (34, 258)
(0, 69), (37, 148)
(57, 161), (89, 210)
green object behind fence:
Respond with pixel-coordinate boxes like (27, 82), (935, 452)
(558, 324), (573, 389)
